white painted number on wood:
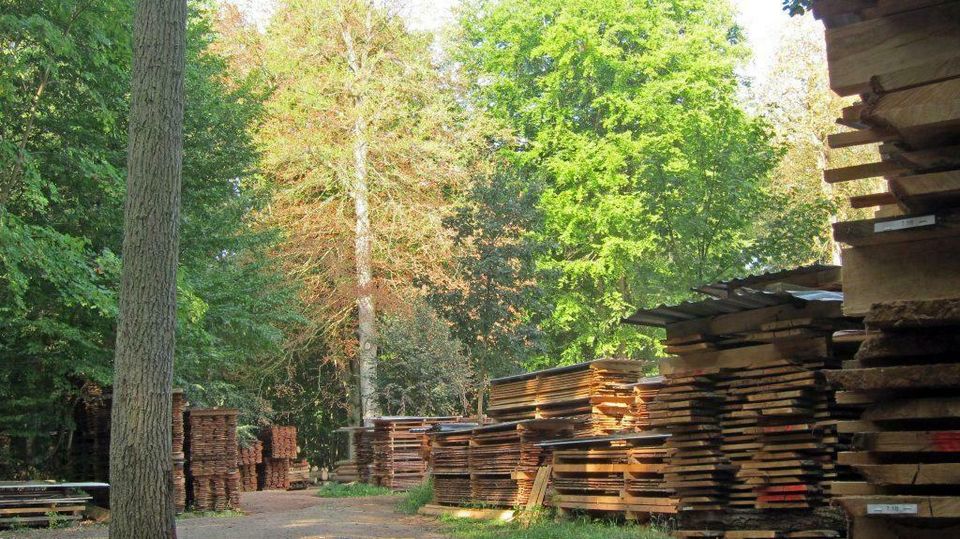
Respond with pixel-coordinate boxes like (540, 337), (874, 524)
(867, 504), (918, 515)
(874, 215), (936, 233)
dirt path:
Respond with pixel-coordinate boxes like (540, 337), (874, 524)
(4, 491), (450, 539)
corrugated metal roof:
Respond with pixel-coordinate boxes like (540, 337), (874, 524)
(623, 288), (843, 328)
(695, 264), (840, 298)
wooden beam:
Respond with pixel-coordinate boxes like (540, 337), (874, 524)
(824, 160), (905, 184)
(825, 363), (960, 391)
(849, 191), (897, 209)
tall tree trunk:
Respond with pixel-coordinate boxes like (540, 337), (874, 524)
(341, 8), (380, 425)
(109, 0), (186, 536)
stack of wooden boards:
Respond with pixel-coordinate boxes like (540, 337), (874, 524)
(172, 390), (186, 512)
(627, 376), (664, 432)
(544, 432), (677, 519)
(469, 419), (573, 507)
(0, 482), (98, 529)
(288, 459), (311, 490)
(625, 270), (859, 537)
(811, 0), (960, 317)
(429, 424), (476, 506)
(185, 408), (241, 511)
(488, 360), (644, 437)
(238, 441), (263, 492)
(372, 417), (461, 490)
(258, 425), (298, 490)
(333, 426), (372, 483)
(826, 299), (960, 538)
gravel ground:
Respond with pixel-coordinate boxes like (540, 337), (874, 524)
(3, 490), (449, 539)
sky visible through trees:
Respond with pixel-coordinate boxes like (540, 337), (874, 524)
(0, 0), (862, 471)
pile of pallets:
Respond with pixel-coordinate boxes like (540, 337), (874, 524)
(544, 432), (677, 519)
(372, 416), (461, 491)
(430, 424), (477, 506)
(185, 408), (241, 511)
(238, 441), (263, 492)
(469, 419), (572, 507)
(826, 299), (960, 538)
(0, 482), (97, 529)
(488, 360), (643, 437)
(810, 0), (960, 318)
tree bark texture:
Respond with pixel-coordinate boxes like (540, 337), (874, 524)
(341, 8), (381, 425)
(109, 0), (186, 537)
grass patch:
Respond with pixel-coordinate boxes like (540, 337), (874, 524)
(177, 509), (245, 520)
(396, 478), (433, 514)
(316, 482), (394, 498)
(438, 511), (673, 539)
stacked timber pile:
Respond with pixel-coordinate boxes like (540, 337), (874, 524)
(810, 1), (960, 318)
(624, 266), (856, 537)
(826, 299), (960, 538)
(288, 459), (311, 490)
(237, 441), (263, 492)
(372, 416), (461, 490)
(488, 360), (642, 437)
(543, 432), (677, 518)
(185, 408), (241, 511)
(333, 426), (372, 483)
(172, 390), (186, 512)
(626, 376), (663, 431)
(258, 425), (297, 490)
(469, 419), (572, 507)
(71, 384), (112, 485)
(429, 424), (477, 506)
(0, 482), (98, 529)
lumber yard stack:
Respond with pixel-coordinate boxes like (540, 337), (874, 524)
(288, 459), (311, 489)
(487, 359), (643, 437)
(258, 425), (298, 490)
(185, 408), (241, 511)
(825, 299), (960, 538)
(810, 0), (960, 318)
(469, 419), (573, 507)
(543, 432), (677, 519)
(334, 426), (373, 483)
(237, 440), (263, 492)
(172, 390), (187, 512)
(624, 266), (856, 538)
(428, 423), (478, 506)
(626, 376), (664, 432)
(372, 416), (461, 491)
(0, 482), (100, 529)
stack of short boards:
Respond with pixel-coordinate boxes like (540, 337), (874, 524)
(543, 432), (677, 519)
(172, 390), (186, 512)
(624, 266), (855, 537)
(259, 426), (298, 490)
(627, 376), (664, 432)
(287, 459), (311, 489)
(372, 417), (461, 490)
(185, 408), (241, 511)
(333, 426), (373, 483)
(428, 423), (478, 506)
(468, 419), (573, 507)
(809, 0), (960, 318)
(824, 299), (960, 538)
(237, 441), (263, 492)
(487, 360), (644, 437)
(0, 482), (96, 528)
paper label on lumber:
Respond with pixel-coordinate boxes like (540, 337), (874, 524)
(873, 215), (935, 233)
(866, 503), (918, 515)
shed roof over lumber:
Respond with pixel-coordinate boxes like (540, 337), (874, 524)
(489, 358), (639, 385)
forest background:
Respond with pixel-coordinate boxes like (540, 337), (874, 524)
(0, 0), (875, 475)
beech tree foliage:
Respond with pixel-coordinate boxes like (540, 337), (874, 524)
(454, 0), (781, 365)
